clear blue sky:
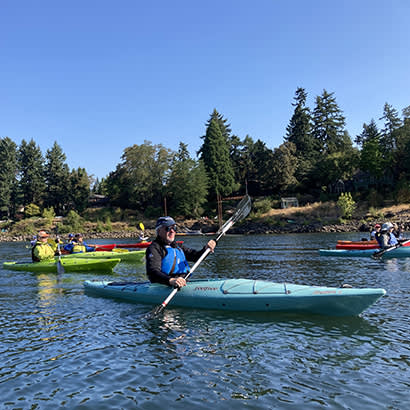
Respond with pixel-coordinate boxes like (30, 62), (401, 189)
(1, 0), (409, 180)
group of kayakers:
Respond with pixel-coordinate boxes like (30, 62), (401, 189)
(370, 222), (405, 249)
(31, 231), (96, 262)
(31, 218), (214, 291)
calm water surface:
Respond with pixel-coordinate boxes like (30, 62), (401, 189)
(0, 233), (409, 409)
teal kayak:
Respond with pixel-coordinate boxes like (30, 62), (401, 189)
(319, 246), (410, 258)
(60, 249), (145, 263)
(3, 258), (121, 273)
(83, 278), (386, 316)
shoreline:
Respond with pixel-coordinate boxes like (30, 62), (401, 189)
(0, 221), (391, 243)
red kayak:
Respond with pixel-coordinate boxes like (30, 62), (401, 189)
(336, 243), (380, 250)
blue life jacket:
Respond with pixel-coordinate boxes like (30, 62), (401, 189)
(161, 246), (189, 274)
(389, 232), (398, 246)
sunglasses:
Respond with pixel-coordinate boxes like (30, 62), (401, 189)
(166, 225), (177, 233)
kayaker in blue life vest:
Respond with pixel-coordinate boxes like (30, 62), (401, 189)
(377, 222), (399, 249)
(146, 216), (216, 288)
(64, 233), (96, 254)
(32, 230), (57, 262)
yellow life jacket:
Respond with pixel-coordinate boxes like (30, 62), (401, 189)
(32, 241), (56, 262)
(72, 243), (87, 253)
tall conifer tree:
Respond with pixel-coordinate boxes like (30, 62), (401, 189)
(18, 139), (46, 207)
(44, 141), (70, 214)
(0, 137), (18, 217)
(200, 112), (237, 198)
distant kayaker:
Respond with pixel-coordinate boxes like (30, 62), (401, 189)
(64, 233), (96, 254)
(377, 222), (399, 249)
(146, 216), (216, 288)
(32, 230), (57, 262)
(370, 223), (381, 240)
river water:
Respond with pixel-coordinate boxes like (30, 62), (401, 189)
(0, 233), (409, 409)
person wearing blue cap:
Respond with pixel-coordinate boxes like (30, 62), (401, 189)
(146, 216), (216, 288)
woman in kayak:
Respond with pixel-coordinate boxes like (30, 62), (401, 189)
(32, 230), (57, 262)
(64, 233), (96, 254)
(377, 222), (399, 249)
(146, 216), (216, 288)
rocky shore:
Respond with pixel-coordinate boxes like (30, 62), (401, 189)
(2, 218), (409, 243)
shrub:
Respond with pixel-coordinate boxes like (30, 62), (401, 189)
(25, 203), (41, 218)
(337, 192), (356, 219)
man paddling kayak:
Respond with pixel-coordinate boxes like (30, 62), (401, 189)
(32, 230), (57, 261)
(146, 216), (216, 288)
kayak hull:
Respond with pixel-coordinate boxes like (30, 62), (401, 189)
(319, 247), (410, 258)
(60, 250), (145, 263)
(83, 278), (386, 316)
(3, 258), (120, 273)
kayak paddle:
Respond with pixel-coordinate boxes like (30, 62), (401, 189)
(56, 239), (65, 275)
(372, 239), (410, 259)
(150, 194), (252, 317)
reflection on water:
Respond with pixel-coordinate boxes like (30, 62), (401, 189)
(0, 234), (409, 409)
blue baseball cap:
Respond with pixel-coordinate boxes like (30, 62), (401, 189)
(155, 216), (176, 229)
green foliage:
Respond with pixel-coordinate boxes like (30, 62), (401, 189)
(253, 198), (273, 214)
(69, 167), (91, 213)
(0, 137), (18, 218)
(18, 139), (46, 207)
(104, 216), (112, 232)
(200, 110), (238, 197)
(63, 210), (83, 232)
(44, 141), (70, 214)
(42, 207), (56, 221)
(167, 143), (208, 217)
(10, 219), (36, 235)
(337, 192), (356, 219)
(24, 203), (41, 217)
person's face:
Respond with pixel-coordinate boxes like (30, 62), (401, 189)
(39, 235), (48, 242)
(159, 225), (176, 244)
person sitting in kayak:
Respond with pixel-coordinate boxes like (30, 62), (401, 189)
(378, 222), (399, 249)
(64, 233), (96, 254)
(32, 230), (57, 262)
(370, 223), (381, 240)
(146, 216), (216, 288)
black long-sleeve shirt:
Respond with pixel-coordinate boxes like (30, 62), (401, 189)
(145, 237), (207, 285)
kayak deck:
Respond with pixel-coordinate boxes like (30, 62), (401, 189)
(59, 250), (145, 263)
(3, 258), (120, 273)
(84, 278), (385, 316)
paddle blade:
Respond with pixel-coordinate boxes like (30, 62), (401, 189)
(217, 195), (252, 237)
(57, 259), (65, 275)
(139, 222), (145, 231)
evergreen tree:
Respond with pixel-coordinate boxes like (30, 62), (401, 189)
(167, 143), (208, 217)
(200, 114), (237, 198)
(311, 89), (350, 155)
(356, 120), (385, 177)
(69, 167), (91, 213)
(44, 141), (70, 214)
(270, 142), (298, 194)
(0, 137), (18, 218)
(285, 87), (315, 156)
(379, 102), (402, 156)
(17, 139), (46, 207)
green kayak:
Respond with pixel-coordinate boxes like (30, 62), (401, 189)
(60, 250), (145, 263)
(3, 258), (120, 273)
